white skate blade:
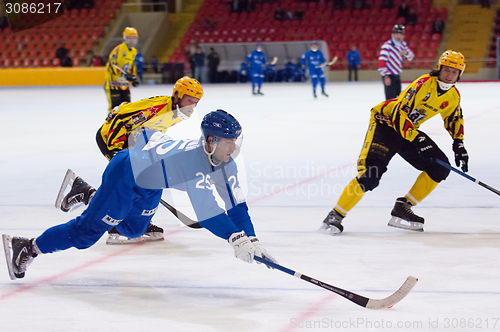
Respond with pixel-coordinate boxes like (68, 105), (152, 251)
(318, 223), (342, 235)
(106, 232), (164, 245)
(55, 169), (77, 210)
(2, 234), (16, 280)
(388, 217), (424, 232)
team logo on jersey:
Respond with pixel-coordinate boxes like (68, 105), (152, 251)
(440, 101), (449, 109)
(102, 215), (122, 226)
(422, 93), (430, 101)
(141, 207), (158, 216)
(405, 89), (416, 101)
(123, 52), (127, 57)
(131, 112), (147, 124)
(415, 77), (427, 90)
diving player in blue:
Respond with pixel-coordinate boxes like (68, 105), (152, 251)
(246, 43), (266, 95)
(3, 110), (277, 280)
(301, 41), (329, 98)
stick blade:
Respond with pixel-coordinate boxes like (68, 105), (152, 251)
(365, 276), (418, 309)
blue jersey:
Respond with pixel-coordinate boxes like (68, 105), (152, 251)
(246, 50), (266, 72)
(129, 131), (254, 239)
(301, 50), (326, 70)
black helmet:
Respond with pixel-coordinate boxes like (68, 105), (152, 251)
(392, 24), (405, 34)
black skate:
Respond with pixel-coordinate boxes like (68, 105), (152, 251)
(106, 223), (164, 245)
(252, 90), (257, 95)
(388, 197), (424, 232)
(322, 91), (329, 97)
(257, 90), (264, 95)
(313, 93), (317, 98)
(56, 170), (96, 213)
(318, 209), (345, 235)
(2, 234), (38, 280)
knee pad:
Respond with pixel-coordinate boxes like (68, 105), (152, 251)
(356, 162), (387, 192)
(427, 158), (451, 182)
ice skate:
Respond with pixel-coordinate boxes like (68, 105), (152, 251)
(322, 90), (329, 97)
(106, 223), (164, 245)
(2, 234), (38, 280)
(252, 90), (257, 95)
(313, 93), (317, 98)
(387, 197), (424, 232)
(57, 172), (96, 212)
(257, 90), (264, 95)
(319, 209), (345, 235)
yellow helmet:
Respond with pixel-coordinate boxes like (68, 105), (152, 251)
(123, 27), (138, 38)
(438, 50), (466, 75)
(173, 76), (204, 100)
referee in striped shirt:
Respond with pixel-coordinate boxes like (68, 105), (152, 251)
(378, 24), (414, 100)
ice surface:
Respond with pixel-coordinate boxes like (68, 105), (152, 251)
(0, 81), (499, 331)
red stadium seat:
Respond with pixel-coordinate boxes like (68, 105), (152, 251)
(23, 58), (32, 67)
(52, 58), (60, 66)
(32, 58), (41, 67)
(42, 58), (51, 67)
(73, 58), (80, 67)
(29, 50), (38, 58)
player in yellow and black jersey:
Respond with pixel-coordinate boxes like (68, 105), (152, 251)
(60, 77), (203, 244)
(104, 27), (140, 112)
(320, 50), (469, 234)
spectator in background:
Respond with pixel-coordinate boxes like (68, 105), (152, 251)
(274, 5), (286, 21)
(347, 45), (361, 81)
(381, 0), (394, 9)
(333, 0), (347, 10)
(352, 0), (365, 10)
(135, 50), (144, 82)
(91, 52), (104, 66)
(150, 55), (159, 73)
(293, 7), (304, 20)
(207, 47), (220, 83)
(432, 18), (445, 35)
(397, 1), (410, 19)
(56, 43), (69, 63)
(61, 55), (73, 67)
(0, 16), (9, 29)
(190, 46), (206, 83)
(405, 8), (418, 26)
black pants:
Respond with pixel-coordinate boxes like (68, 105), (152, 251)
(105, 88), (131, 111)
(382, 74), (401, 100)
(348, 65), (358, 81)
(356, 121), (450, 192)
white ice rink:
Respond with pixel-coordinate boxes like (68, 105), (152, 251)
(1, 79), (499, 331)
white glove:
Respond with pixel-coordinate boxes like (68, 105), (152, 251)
(229, 231), (254, 263)
(249, 236), (278, 269)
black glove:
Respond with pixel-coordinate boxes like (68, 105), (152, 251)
(453, 139), (469, 172)
(415, 133), (434, 163)
(124, 72), (139, 87)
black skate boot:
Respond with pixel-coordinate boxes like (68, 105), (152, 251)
(319, 209), (345, 235)
(257, 89), (264, 95)
(252, 90), (257, 95)
(60, 177), (96, 212)
(388, 197), (425, 232)
(322, 90), (329, 97)
(106, 223), (164, 245)
(313, 93), (317, 98)
(2, 235), (38, 280)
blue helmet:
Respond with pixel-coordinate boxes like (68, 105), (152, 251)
(201, 109), (242, 143)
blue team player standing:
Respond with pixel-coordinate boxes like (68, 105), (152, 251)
(301, 41), (329, 98)
(246, 43), (266, 95)
(2, 110), (277, 280)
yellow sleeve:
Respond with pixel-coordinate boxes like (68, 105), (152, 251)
(390, 76), (432, 142)
(442, 104), (465, 140)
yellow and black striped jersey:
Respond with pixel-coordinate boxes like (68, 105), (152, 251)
(98, 96), (181, 156)
(371, 74), (464, 142)
(104, 42), (137, 90)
